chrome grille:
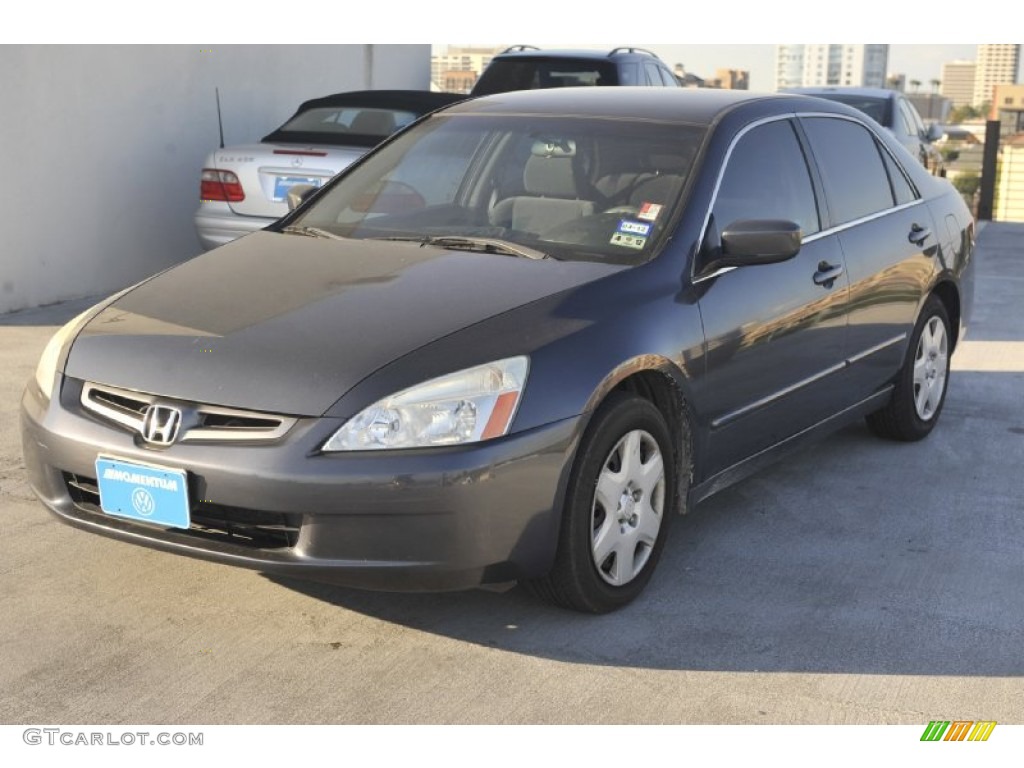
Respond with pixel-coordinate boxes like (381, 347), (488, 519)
(80, 382), (296, 443)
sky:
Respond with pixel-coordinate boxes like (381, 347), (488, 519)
(5, 0), (1020, 95)
(433, 44), (1016, 93)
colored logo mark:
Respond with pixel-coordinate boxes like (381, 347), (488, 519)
(920, 720), (996, 742)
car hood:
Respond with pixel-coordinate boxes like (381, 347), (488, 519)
(65, 232), (623, 416)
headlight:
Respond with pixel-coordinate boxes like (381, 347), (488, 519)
(324, 357), (529, 451)
(33, 309), (93, 400)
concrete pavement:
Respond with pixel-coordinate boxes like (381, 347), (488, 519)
(1, 224), (1022, 724)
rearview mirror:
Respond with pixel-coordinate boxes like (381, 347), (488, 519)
(925, 123), (943, 143)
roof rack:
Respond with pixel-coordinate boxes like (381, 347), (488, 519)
(608, 47), (660, 59)
(501, 45), (541, 54)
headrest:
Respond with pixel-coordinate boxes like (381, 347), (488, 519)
(523, 154), (578, 197)
(531, 138), (576, 158)
(350, 110), (396, 136)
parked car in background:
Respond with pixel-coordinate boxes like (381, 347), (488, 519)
(24, 88), (973, 613)
(194, 90), (464, 250)
(470, 46), (680, 96)
(784, 86), (946, 176)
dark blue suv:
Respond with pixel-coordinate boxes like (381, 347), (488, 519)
(470, 46), (680, 96)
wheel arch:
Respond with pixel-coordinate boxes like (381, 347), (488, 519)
(928, 277), (961, 352)
(579, 357), (696, 514)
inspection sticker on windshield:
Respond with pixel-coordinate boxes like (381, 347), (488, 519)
(616, 219), (652, 237)
(637, 203), (663, 221)
(610, 232), (648, 250)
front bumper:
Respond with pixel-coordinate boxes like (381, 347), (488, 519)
(20, 377), (581, 591)
(194, 202), (276, 251)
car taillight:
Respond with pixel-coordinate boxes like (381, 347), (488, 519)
(200, 169), (245, 202)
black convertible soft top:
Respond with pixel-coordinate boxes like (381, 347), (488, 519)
(262, 90), (467, 147)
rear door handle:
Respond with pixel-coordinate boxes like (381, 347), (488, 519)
(909, 223), (932, 246)
(813, 261), (844, 288)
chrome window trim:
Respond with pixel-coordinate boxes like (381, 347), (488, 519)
(801, 199), (925, 243)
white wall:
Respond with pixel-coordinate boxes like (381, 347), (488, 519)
(0, 44), (429, 315)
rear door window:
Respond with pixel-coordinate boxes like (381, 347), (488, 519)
(801, 117), (897, 225)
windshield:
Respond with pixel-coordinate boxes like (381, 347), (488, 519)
(290, 114), (705, 265)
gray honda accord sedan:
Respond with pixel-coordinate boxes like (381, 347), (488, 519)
(21, 89), (974, 613)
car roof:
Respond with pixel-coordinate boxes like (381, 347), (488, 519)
(443, 87), (853, 126)
(262, 90), (467, 148)
(783, 86), (896, 100)
(491, 47), (661, 62)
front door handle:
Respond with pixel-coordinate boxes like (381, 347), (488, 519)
(813, 261), (844, 288)
(909, 223), (932, 246)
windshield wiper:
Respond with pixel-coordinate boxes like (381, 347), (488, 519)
(368, 235), (549, 260)
(282, 225), (343, 240)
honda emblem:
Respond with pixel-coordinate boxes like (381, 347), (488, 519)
(141, 405), (182, 446)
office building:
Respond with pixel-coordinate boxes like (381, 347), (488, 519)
(775, 44), (889, 90)
(431, 46), (502, 93)
(974, 44), (1020, 107)
(941, 60), (976, 108)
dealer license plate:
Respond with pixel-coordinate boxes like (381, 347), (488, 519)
(95, 456), (190, 529)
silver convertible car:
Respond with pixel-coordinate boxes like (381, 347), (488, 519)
(22, 89), (974, 613)
(194, 90), (463, 250)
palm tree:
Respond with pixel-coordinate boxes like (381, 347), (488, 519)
(910, 79), (922, 92)
(930, 79), (941, 93)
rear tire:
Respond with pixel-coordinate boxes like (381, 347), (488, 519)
(526, 392), (679, 613)
(866, 295), (951, 442)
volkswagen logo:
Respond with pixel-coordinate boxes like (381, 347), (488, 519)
(131, 487), (156, 516)
(141, 405), (182, 446)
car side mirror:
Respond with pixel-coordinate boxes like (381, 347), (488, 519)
(925, 124), (943, 143)
(286, 184), (318, 212)
(700, 219), (802, 276)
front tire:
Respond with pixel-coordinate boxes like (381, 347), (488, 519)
(526, 392), (678, 613)
(866, 295), (951, 441)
